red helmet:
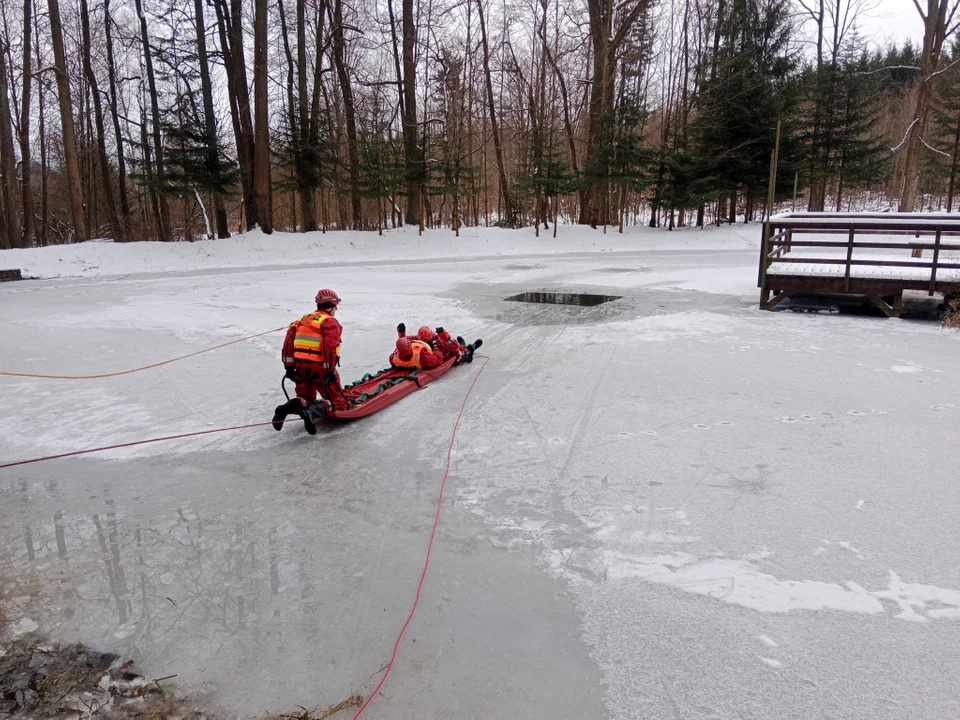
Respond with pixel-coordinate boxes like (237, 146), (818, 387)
(396, 337), (413, 359)
(315, 288), (341, 306)
(418, 326), (435, 342)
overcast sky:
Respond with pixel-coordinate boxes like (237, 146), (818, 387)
(857, 0), (926, 47)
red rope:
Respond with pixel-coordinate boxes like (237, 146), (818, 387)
(0, 327), (285, 379)
(352, 355), (489, 720)
(0, 420), (283, 469)
(0, 356), (492, 720)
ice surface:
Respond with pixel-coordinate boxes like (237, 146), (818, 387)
(2, 225), (959, 719)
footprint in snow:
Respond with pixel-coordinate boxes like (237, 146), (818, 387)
(757, 656), (783, 668)
(777, 416), (797, 423)
(931, 403), (954, 411)
(693, 424), (710, 430)
(640, 430), (657, 436)
(714, 421), (733, 427)
(848, 410), (865, 416)
(757, 635), (779, 648)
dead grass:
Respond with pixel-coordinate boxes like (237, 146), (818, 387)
(941, 294), (960, 329)
(267, 695), (364, 720)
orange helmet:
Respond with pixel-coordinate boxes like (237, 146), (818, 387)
(315, 288), (341, 305)
(396, 337), (413, 359)
(418, 326), (435, 342)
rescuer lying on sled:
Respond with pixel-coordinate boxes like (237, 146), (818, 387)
(396, 323), (475, 364)
(391, 323), (480, 369)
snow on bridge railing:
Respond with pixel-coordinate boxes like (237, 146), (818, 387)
(758, 212), (960, 307)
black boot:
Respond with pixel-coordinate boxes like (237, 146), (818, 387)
(459, 338), (482, 364)
(302, 401), (327, 435)
(272, 399), (302, 431)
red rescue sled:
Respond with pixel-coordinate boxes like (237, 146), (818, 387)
(280, 340), (482, 426)
(327, 356), (458, 420)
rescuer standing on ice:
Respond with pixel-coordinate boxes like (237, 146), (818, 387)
(272, 288), (347, 433)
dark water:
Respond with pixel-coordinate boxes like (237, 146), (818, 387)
(505, 291), (622, 306)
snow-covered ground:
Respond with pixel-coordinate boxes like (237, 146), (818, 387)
(1, 225), (959, 719)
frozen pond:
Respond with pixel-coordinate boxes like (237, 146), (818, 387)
(2, 229), (959, 718)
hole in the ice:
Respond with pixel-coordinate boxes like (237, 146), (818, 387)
(505, 291), (622, 306)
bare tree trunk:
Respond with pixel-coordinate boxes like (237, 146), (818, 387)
(46, 0), (87, 241)
(35, 6), (47, 246)
(194, 0), (229, 237)
(134, 0), (170, 239)
(387, 0), (405, 116)
(948, 110), (960, 212)
(138, 78), (162, 239)
(17, 0), (34, 246)
(214, 0), (256, 230)
(297, 0), (317, 231)
(0, 40), (21, 248)
(331, 0), (362, 229)
(401, 0), (421, 225)
(582, 0), (610, 226)
(543, 37), (582, 210)
(253, 0), (273, 232)
(807, 0), (826, 211)
(476, 0), (515, 226)
(80, 0), (123, 241)
(900, 0), (957, 212)
(104, 0), (131, 239)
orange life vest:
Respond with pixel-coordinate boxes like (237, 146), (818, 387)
(292, 311), (340, 364)
(391, 340), (430, 369)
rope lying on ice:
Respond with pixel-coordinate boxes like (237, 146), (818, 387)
(0, 419), (291, 469)
(351, 355), (489, 720)
(0, 327), (285, 379)
(0, 355), (492, 720)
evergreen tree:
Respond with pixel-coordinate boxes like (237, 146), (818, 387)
(274, 117), (336, 227)
(606, 87), (654, 225)
(516, 123), (576, 226)
(355, 93), (405, 231)
(830, 44), (891, 210)
(161, 85), (239, 237)
(930, 42), (960, 210)
(691, 0), (799, 222)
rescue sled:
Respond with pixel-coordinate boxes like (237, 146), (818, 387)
(282, 339), (482, 423)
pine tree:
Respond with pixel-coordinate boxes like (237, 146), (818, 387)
(355, 92), (405, 232)
(829, 43), (891, 210)
(692, 0), (799, 222)
(161, 86), (239, 238)
(931, 42), (960, 210)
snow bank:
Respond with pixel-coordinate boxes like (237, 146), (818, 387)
(0, 224), (759, 280)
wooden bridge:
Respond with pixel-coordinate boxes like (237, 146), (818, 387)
(758, 212), (960, 316)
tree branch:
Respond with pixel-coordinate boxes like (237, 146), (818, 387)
(921, 136), (952, 158)
(612, 0), (652, 51)
(927, 55), (960, 82)
(858, 64), (921, 75)
(911, 0), (926, 21)
(890, 117), (919, 153)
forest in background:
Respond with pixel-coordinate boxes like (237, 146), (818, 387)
(0, 0), (958, 246)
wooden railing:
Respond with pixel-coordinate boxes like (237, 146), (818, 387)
(759, 213), (960, 296)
